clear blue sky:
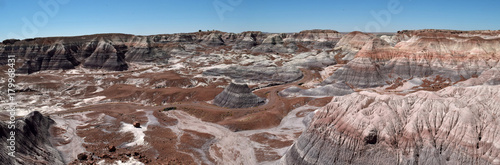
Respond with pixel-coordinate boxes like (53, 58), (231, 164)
(1, 0), (499, 40)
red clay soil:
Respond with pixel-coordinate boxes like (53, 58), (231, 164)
(307, 97), (334, 107)
(47, 67), (319, 164)
(60, 108), (197, 164)
(385, 77), (405, 90)
(52, 67), (318, 132)
(414, 75), (452, 91)
(250, 132), (295, 162)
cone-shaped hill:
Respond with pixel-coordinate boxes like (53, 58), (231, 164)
(213, 82), (266, 108)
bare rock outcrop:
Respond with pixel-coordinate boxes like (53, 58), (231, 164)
(201, 33), (225, 46)
(231, 31), (264, 49)
(284, 51), (338, 69)
(252, 33), (297, 53)
(334, 31), (379, 61)
(323, 57), (387, 88)
(16, 43), (80, 74)
(213, 82), (265, 108)
(2, 39), (20, 45)
(203, 66), (303, 85)
(283, 84), (500, 165)
(124, 36), (154, 62)
(323, 30), (500, 88)
(0, 111), (63, 164)
(1, 30), (346, 74)
(83, 40), (128, 71)
(281, 81), (354, 97)
(287, 30), (342, 50)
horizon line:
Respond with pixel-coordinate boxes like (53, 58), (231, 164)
(3, 28), (500, 41)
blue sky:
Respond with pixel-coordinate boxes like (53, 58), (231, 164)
(0, 0), (499, 40)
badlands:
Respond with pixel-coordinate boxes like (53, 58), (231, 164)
(1, 29), (500, 164)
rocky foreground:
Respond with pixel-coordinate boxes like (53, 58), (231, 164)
(1, 29), (500, 164)
(0, 111), (63, 164)
(283, 78), (500, 164)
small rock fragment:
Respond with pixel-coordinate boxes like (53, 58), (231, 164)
(77, 153), (88, 160)
(108, 145), (116, 152)
(133, 121), (141, 128)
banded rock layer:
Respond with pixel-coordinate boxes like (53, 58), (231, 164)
(213, 82), (265, 108)
(0, 30), (343, 74)
(283, 83), (500, 165)
(0, 111), (63, 165)
(203, 65), (303, 85)
(323, 30), (500, 89)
